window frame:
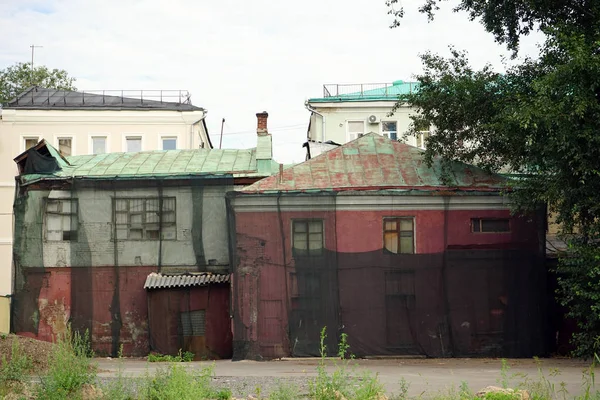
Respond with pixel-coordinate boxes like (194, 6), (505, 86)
(124, 135), (143, 153)
(160, 136), (178, 151)
(54, 135), (75, 157)
(44, 198), (79, 242)
(346, 120), (366, 141)
(383, 217), (416, 254)
(471, 218), (511, 234)
(89, 134), (109, 155)
(291, 219), (324, 256)
(21, 135), (41, 152)
(381, 121), (398, 140)
(113, 197), (177, 241)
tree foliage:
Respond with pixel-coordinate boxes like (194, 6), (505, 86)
(390, 1), (600, 356)
(0, 62), (76, 106)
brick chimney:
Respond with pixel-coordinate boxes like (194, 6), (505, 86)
(256, 111), (269, 136)
(256, 111), (273, 175)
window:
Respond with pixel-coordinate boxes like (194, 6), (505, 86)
(416, 132), (430, 148)
(382, 121), (398, 140)
(24, 137), (39, 151)
(57, 137), (72, 157)
(472, 218), (510, 233)
(347, 121), (365, 141)
(180, 310), (205, 336)
(126, 137), (142, 152)
(383, 217), (415, 254)
(92, 137), (107, 154)
(114, 197), (176, 240)
(415, 121), (430, 149)
(162, 137), (177, 150)
(292, 220), (324, 255)
(45, 199), (78, 241)
(385, 270), (416, 348)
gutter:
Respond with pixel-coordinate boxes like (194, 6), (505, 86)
(189, 109), (209, 149)
(304, 101), (325, 143)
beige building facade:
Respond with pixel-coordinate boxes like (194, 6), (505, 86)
(0, 87), (211, 330)
(305, 81), (430, 158)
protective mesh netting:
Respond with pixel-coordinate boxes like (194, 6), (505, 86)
(11, 175), (234, 357)
(228, 192), (552, 360)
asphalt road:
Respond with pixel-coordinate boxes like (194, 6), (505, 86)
(96, 357), (594, 398)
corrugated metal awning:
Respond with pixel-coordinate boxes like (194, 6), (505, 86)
(144, 272), (230, 290)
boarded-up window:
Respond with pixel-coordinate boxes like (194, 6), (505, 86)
(384, 217), (414, 254)
(126, 137), (142, 152)
(181, 310), (206, 336)
(347, 121), (365, 140)
(114, 197), (176, 240)
(46, 199), (78, 241)
(292, 220), (323, 255)
(472, 218), (510, 233)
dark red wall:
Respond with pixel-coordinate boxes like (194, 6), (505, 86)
(15, 266), (155, 356)
(232, 205), (544, 359)
(147, 285), (232, 359)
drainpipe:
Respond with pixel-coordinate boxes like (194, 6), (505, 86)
(189, 109), (208, 149)
(305, 101), (325, 143)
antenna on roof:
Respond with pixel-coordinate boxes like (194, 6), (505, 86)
(219, 118), (225, 149)
(30, 44), (43, 86)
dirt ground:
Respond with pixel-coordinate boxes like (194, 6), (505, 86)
(0, 334), (53, 373)
(96, 357), (594, 398)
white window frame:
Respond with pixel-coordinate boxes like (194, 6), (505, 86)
(381, 121), (398, 140)
(54, 135), (75, 157)
(113, 197), (177, 241)
(124, 134), (144, 153)
(159, 135), (178, 151)
(44, 198), (79, 242)
(88, 134), (110, 155)
(21, 135), (41, 153)
(346, 120), (365, 141)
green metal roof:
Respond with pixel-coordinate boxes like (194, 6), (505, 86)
(309, 80), (419, 103)
(19, 146), (282, 185)
(243, 134), (507, 193)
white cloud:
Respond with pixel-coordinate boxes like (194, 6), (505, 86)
(0, 0), (543, 163)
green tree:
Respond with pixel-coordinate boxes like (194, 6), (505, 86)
(0, 62), (76, 106)
(388, 1), (600, 356)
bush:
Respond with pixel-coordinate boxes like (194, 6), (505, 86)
(36, 327), (96, 399)
(0, 338), (32, 383)
(308, 327), (387, 400)
(268, 380), (301, 400)
(147, 349), (194, 362)
(140, 363), (230, 400)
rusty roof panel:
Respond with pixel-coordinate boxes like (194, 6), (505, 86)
(243, 134), (506, 193)
(144, 272), (230, 290)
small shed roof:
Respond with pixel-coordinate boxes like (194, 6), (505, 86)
(243, 134), (506, 193)
(144, 272), (230, 290)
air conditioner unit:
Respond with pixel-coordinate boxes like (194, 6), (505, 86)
(367, 115), (379, 124)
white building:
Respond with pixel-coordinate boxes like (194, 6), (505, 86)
(304, 81), (430, 159)
(0, 87), (212, 332)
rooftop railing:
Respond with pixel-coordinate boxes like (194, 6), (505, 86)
(15, 89), (194, 106)
(322, 82), (417, 98)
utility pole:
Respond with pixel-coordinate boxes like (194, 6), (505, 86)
(30, 44), (43, 86)
(219, 118), (225, 149)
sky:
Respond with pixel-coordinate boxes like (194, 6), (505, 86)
(0, 0), (543, 163)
